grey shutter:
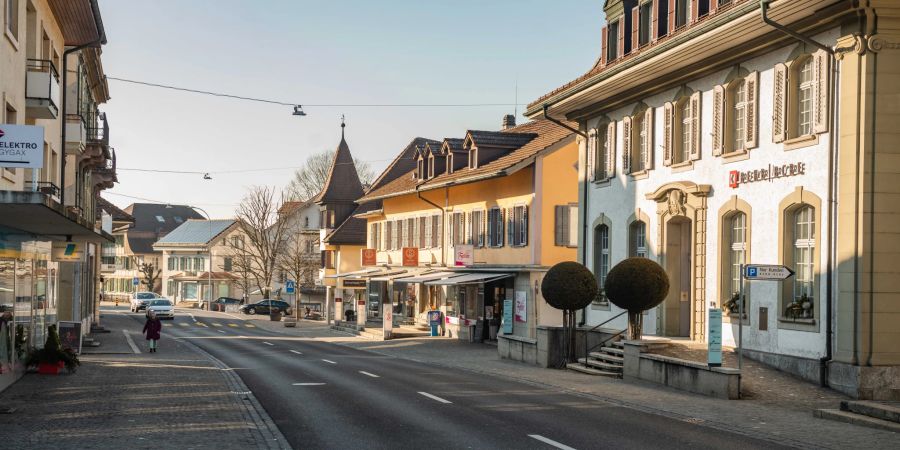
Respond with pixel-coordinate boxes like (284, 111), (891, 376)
(773, 63), (788, 143)
(745, 71), (759, 149)
(690, 91), (702, 161)
(712, 85), (725, 156)
(555, 206), (565, 246)
(521, 206), (529, 247)
(663, 102), (674, 166)
(813, 51), (829, 134)
(622, 116), (632, 174)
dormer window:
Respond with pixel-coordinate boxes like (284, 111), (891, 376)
(417, 158), (425, 180)
(447, 153), (454, 174)
(428, 154), (435, 179)
(468, 147), (478, 169)
(607, 19), (620, 61)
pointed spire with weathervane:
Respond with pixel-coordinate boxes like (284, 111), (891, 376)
(315, 115), (364, 208)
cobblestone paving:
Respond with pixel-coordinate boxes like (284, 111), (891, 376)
(0, 312), (287, 449)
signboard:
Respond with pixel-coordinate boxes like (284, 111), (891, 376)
(427, 310), (442, 326)
(133, 277), (140, 287)
(342, 278), (367, 288)
(383, 305), (393, 339)
(514, 291), (527, 322)
(361, 248), (377, 266)
(454, 245), (474, 267)
(58, 321), (82, 354)
(745, 264), (794, 280)
(729, 162), (806, 188)
(401, 247), (418, 267)
(502, 299), (513, 333)
(0, 124), (44, 168)
(51, 242), (84, 262)
(708, 308), (722, 367)
(285, 280), (295, 294)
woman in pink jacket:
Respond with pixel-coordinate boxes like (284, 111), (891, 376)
(142, 310), (162, 353)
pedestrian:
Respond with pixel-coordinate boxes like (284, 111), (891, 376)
(304, 306), (310, 318)
(142, 310), (162, 353)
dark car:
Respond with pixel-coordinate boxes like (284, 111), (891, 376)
(210, 297), (242, 311)
(239, 299), (292, 316)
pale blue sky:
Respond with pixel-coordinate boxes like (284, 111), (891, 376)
(102, 0), (604, 218)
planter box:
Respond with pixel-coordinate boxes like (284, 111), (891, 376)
(283, 319), (297, 328)
(37, 361), (65, 375)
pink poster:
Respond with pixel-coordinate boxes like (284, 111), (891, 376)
(514, 291), (527, 322)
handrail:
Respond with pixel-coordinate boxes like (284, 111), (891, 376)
(581, 310), (626, 368)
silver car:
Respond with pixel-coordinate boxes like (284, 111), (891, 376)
(146, 298), (175, 320)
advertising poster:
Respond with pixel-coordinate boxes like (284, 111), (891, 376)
(514, 291), (527, 323)
(58, 321), (82, 354)
(708, 308), (723, 367)
(502, 299), (513, 334)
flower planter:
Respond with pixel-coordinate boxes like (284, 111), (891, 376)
(37, 361), (65, 375)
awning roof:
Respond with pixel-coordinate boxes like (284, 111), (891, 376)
(0, 191), (112, 242)
(368, 270), (414, 282)
(324, 268), (381, 279)
(424, 272), (514, 286)
(353, 268), (407, 281)
(394, 271), (459, 284)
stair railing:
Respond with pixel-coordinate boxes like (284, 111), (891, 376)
(581, 310), (626, 368)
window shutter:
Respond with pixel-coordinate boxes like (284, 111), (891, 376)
(773, 63), (788, 143)
(436, 215), (442, 248)
(744, 71), (759, 149)
(600, 25), (608, 66)
(644, 108), (655, 171)
(690, 0), (699, 23)
(522, 206), (529, 247)
(813, 51), (829, 134)
(663, 102), (674, 166)
(709, 0), (717, 14)
(415, 217), (421, 248)
(587, 129), (596, 181)
(668, 0), (676, 33)
(568, 205), (579, 247)
(555, 206), (564, 246)
(617, 18), (625, 59)
(497, 209), (505, 247)
(622, 116), (632, 174)
(606, 121), (617, 179)
(481, 210), (487, 247)
(466, 212), (473, 245)
(507, 208), (515, 246)
(651, 0), (659, 41)
(631, 6), (639, 52)
(712, 85), (725, 156)
(690, 91), (702, 161)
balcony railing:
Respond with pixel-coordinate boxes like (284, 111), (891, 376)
(25, 181), (61, 199)
(65, 114), (86, 153)
(25, 59), (60, 120)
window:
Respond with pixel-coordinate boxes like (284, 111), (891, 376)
(731, 81), (747, 152)
(231, 235), (244, 249)
(304, 216), (309, 228)
(419, 216), (427, 248)
(447, 153), (454, 174)
(678, 101), (691, 163)
(174, 216), (183, 223)
(593, 224), (610, 304)
(471, 210), (485, 248)
(607, 20), (619, 61)
(468, 148), (478, 169)
(5, 0), (18, 40)
(406, 218), (415, 248)
(796, 58), (815, 137)
(155, 215), (165, 223)
(223, 257), (233, 272)
(713, 71), (757, 156)
(774, 53), (827, 143)
(417, 158), (425, 180)
(792, 206), (815, 310)
(554, 205), (578, 247)
(428, 155), (435, 179)
(195, 257), (205, 272)
(430, 215), (441, 248)
(590, 122), (615, 182)
(629, 221), (647, 258)
(638, 2), (652, 46)
(322, 250), (335, 269)
(451, 212), (465, 246)
(728, 212), (747, 302)
(487, 208), (504, 247)
(508, 205), (528, 247)
(624, 108), (653, 174)
(675, 0), (689, 28)
(167, 257), (175, 271)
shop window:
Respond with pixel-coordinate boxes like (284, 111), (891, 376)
(773, 52), (828, 143)
(725, 212), (747, 316)
(554, 204), (578, 247)
(593, 224), (610, 305)
(789, 206), (815, 317)
(629, 221), (647, 258)
(487, 208), (504, 248)
(777, 189), (821, 327)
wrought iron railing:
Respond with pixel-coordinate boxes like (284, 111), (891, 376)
(26, 181), (61, 198)
(581, 310), (627, 368)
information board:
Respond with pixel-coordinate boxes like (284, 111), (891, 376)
(502, 299), (513, 334)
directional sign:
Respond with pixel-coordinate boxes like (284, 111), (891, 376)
(132, 277), (140, 286)
(745, 264), (794, 280)
(285, 280), (295, 294)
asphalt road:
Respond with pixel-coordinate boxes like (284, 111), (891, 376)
(143, 308), (788, 450)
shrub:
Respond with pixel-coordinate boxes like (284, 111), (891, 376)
(604, 258), (669, 339)
(541, 261), (598, 312)
(24, 324), (80, 373)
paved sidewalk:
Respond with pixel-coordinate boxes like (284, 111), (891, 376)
(0, 310), (288, 449)
(236, 313), (899, 449)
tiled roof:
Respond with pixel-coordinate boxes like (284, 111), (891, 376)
(123, 203), (205, 254)
(465, 130), (537, 149)
(324, 203), (377, 246)
(316, 132), (364, 204)
(97, 196), (134, 222)
(441, 138), (465, 154)
(359, 119), (573, 202)
(368, 137), (439, 193)
(153, 220), (236, 247)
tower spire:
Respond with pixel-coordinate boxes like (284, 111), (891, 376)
(340, 114), (346, 139)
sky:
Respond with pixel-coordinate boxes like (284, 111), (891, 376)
(101, 0), (604, 219)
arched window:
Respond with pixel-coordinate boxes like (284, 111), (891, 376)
(727, 212), (747, 300)
(593, 224), (610, 304)
(629, 221), (647, 258)
(792, 205), (815, 308)
(778, 188), (821, 326)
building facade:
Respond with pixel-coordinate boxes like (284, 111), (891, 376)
(273, 199), (324, 312)
(1, 0), (115, 393)
(527, 0), (900, 399)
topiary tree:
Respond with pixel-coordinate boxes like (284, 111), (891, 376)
(604, 257), (669, 340)
(541, 261), (599, 365)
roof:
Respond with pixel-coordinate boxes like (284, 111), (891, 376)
(441, 138), (465, 154)
(324, 203), (380, 246)
(97, 197), (134, 223)
(123, 203), (205, 254)
(278, 198), (316, 216)
(153, 220), (236, 247)
(359, 119), (574, 202)
(316, 127), (364, 204)
(465, 130), (537, 149)
(367, 137), (439, 193)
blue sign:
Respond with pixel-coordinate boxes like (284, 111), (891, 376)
(132, 277), (139, 286)
(285, 280), (295, 294)
(502, 299), (514, 334)
(427, 310), (442, 326)
(708, 308), (723, 367)
(746, 266), (757, 278)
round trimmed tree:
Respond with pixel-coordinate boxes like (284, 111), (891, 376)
(604, 257), (669, 340)
(541, 261), (599, 364)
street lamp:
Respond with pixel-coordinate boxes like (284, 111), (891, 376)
(167, 204), (213, 311)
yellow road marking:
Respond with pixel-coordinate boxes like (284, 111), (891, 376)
(227, 323), (239, 327)
(244, 324), (256, 328)
(197, 323), (208, 327)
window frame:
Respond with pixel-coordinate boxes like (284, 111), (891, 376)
(777, 189), (822, 330)
(629, 220), (648, 258)
(487, 207), (504, 248)
(592, 223), (611, 306)
(607, 19), (620, 61)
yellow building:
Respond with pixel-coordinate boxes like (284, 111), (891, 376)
(350, 116), (576, 363)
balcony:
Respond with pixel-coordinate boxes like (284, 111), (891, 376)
(25, 181), (61, 202)
(100, 264), (117, 273)
(65, 115), (86, 153)
(92, 147), (117, 190)
(25, 60), (61, 120)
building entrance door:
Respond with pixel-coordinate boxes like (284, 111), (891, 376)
(664, 217), (692, 337)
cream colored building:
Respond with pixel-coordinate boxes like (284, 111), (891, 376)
(528, 0), (900, 399)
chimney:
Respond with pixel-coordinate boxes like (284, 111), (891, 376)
(502, 114), (516, 130)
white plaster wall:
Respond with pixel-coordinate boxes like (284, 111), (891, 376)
(581, 28), (839, 360)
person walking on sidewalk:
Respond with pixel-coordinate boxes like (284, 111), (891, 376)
(142, 310), (162, 353)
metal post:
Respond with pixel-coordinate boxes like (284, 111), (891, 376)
(738, 263), (745, 397)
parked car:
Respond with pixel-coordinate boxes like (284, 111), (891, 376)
(239, 299), (292, 316)
(130, 292), (159, 312)
(146, 298), (175, 320)
(210, 297), (242, 311)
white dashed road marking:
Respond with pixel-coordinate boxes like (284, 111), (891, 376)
(527, 435), (577, 450)
(292, 383), (326, 386)
(289, 350), (303, 355)
(418, 392), (452, 404)
(122, 329), (141, 354)
(322, 359), (337, 364)
(218, 330), (226, 334)
(359, 371), (380, 378)
(263, 342), (274, 346)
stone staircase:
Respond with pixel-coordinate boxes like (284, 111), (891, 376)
(567, 340), (624, 378)
(815, 400), (900, 432)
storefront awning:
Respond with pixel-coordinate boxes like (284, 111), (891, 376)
(394, 271), (459, 283)
(323, 268), (381, 279)
(358, 269), (409, 281)
(424, 272), (514, 286)
(0, 191), (113, 242)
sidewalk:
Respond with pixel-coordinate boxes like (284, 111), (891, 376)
(242, 315), (898, 449)
(0, 309), (287, 449)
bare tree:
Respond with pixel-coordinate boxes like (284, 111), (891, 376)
(133, 257), (162, 293)
(286, 149), (375, 201)
(221, 234), (254, 302)
(277, 229), (320, 289)
(234, 186), (289, 299)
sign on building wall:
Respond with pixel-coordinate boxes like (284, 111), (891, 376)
(361, 248), (376, 266)
(514, 291), (527, 322)
(402, 247), (418, 267)
(708, 308), (722, 367)
(51, 242), (84, 262)
(502, 298), (514, 334)
(0, 124), (44, 169)
(453, 245), (473, 267)
(728, 162), (806, 188)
